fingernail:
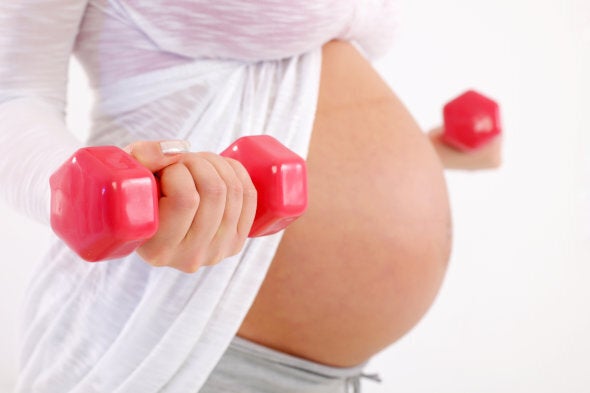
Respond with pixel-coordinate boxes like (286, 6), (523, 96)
(160, 140), (190, 155)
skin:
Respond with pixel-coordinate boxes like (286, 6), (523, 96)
(237, 41), (453, 367)
(428, 127), (502, 170)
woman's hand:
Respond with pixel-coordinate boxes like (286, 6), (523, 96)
(124, 140), (258, 273)
(428, 127), (503, 171)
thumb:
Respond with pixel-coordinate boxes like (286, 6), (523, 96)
(123, 140), (190, 172)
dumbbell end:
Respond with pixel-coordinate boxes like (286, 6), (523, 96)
(65, 239), (148, 262)
(249, 181), (308, 237)
(442, 90), (502, 151)
(221, 135), (308, 238)
(50, 146), (159, 261)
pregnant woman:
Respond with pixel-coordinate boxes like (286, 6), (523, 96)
(0, 1), (489, 392)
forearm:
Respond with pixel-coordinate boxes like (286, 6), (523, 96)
(0, 98), (82, 223)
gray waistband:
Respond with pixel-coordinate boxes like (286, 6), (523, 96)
(230, 336), (368, 379)
(199, 336), (377, 393)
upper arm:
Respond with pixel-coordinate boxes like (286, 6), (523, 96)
(0, 1), (89, 223)
(0, 0), (89, 108)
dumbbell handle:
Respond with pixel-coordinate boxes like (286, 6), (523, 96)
(50, 135), (307, 262)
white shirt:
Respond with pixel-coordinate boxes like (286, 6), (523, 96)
(0, 1), (395, 391)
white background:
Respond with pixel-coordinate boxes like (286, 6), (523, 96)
(1, 0), (588, 392)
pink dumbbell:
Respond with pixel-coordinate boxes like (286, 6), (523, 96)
(50, 135), (307, 262)
(442, 90), (502, 151)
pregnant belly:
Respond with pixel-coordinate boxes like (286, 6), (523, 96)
(237, 41), (452, 367)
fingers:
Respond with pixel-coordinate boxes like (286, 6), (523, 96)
(225, 158), (257, 250)
(178, 154), (230, 268)
(135, 150), (257, 273)
(136, 163), (199, 265)
(124, 140), (190, 172)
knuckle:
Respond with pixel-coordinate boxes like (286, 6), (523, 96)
(198, 152), (217, 161)
(176, 245), (235, 272)
(169, 191), (200, 210)
(243, 183), (257, 200)
(204, 251), (227, 267)
(227, 181), (243, 199)
(201, 178), (227, 199)
(224, 157), (245, 171)
(230, 238), (246, 256)
(149, 259), (168, 268)
(178, 262), (201, 274)
(224, 230), (246, 255)
(225, 157), (252, 182)
(138, 248), (170, 268)
(176, 252), (205, 273)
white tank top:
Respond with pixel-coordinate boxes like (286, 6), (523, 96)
(0, 1), (395, 391)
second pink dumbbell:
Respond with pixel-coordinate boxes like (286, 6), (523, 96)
(442, 90), (502, 151)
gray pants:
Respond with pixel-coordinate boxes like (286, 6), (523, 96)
(199, 337), (380, 393)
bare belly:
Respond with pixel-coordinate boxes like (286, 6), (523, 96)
(237, 41), (452, 367)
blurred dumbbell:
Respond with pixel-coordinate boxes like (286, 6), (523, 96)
(50, 135), (307, 262)
(441, 90), (502, 151)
